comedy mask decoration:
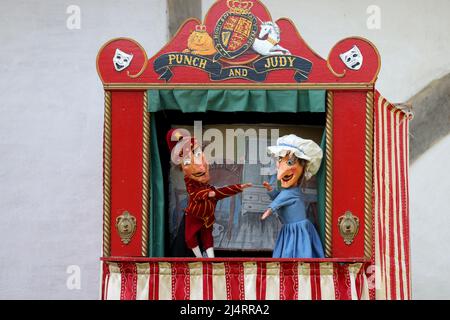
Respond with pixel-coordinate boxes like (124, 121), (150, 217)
(339, 45), (363, 70)
(113, 48), (134, 71)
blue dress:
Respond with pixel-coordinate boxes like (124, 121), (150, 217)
(268, 186), (325, 258)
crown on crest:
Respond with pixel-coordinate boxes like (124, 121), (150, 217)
(227, 0), (254, 14)
(195, 24), (207, 32)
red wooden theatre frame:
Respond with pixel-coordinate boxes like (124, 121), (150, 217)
(97, 0), (411, 300)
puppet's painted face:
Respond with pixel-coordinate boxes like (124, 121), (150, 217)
(339, 45), (363, 70)
(113, 49), (133, 71)
(276, 153), (304, 188)
(181, 144), (210, 184)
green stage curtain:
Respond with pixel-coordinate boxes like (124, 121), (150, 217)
(148, 89), (325, 113)
(149, 116), (165, 257)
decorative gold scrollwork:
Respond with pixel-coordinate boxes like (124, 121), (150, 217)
(115, 211), (137, 244)
(338, 211), (360, 245)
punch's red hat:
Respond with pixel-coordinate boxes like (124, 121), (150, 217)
(166, 128), (183, 152)
(166, 128), (197, 154)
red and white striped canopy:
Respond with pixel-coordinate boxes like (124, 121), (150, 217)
(373, 91), (412, 300)
(102, 261), (371, 300)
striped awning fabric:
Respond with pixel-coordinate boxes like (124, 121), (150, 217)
(102, 261), (371, 300)
(373, 91), (412, 299)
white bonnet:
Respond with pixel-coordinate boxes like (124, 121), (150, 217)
(267, 134), (323, 180)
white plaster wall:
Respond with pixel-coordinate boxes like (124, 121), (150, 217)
(410, 135), (450, 300)
(0, 0), (167, 299)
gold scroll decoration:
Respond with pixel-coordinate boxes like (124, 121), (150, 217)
(364, 90), (374, 259)
(324, 91), (334, 257)
(141, 91), (150, 256)
(103, 91), (112, 257)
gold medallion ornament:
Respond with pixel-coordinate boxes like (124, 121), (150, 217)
(116, 211), (137, 244)
(338, 211), (360, 245)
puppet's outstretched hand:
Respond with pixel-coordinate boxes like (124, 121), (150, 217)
(261, 208), (273, 220)
(208, 191), (216, 198)
(262, 181), (273, 192)
(213, 183), (252, 200)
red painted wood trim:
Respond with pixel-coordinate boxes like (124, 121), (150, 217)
(331, 91), (368, 258)
(110, 91), (144, 256)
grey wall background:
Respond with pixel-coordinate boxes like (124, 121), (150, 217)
(0, 0), (167, 299)
(0, 0), (449, 299)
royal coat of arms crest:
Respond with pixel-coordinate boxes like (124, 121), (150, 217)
(153, 0), (313, 83)
(213, 0), (258, 61)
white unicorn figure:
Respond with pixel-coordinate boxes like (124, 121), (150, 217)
(252, 20), (291, 56)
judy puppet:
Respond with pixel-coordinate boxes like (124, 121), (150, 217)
(261, 134), (325, 258)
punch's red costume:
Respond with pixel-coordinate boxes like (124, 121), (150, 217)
(184, 176), (243, 249)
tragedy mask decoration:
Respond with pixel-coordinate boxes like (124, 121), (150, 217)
(339, 45), (363, 70)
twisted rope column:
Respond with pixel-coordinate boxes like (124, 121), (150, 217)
(103, 91), (112, 257)
(141, 91), (150, 256)
(364, 90), (374, 259)
(324, 91), (334, 257)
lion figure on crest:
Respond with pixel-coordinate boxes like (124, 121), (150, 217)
(183, 25), (217, 56)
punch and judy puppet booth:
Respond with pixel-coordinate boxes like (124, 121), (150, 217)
(97, 0), (412, 300)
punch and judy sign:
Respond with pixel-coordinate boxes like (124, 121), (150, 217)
(153, 0), (313, 83)
(97, 0), (382, 85)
